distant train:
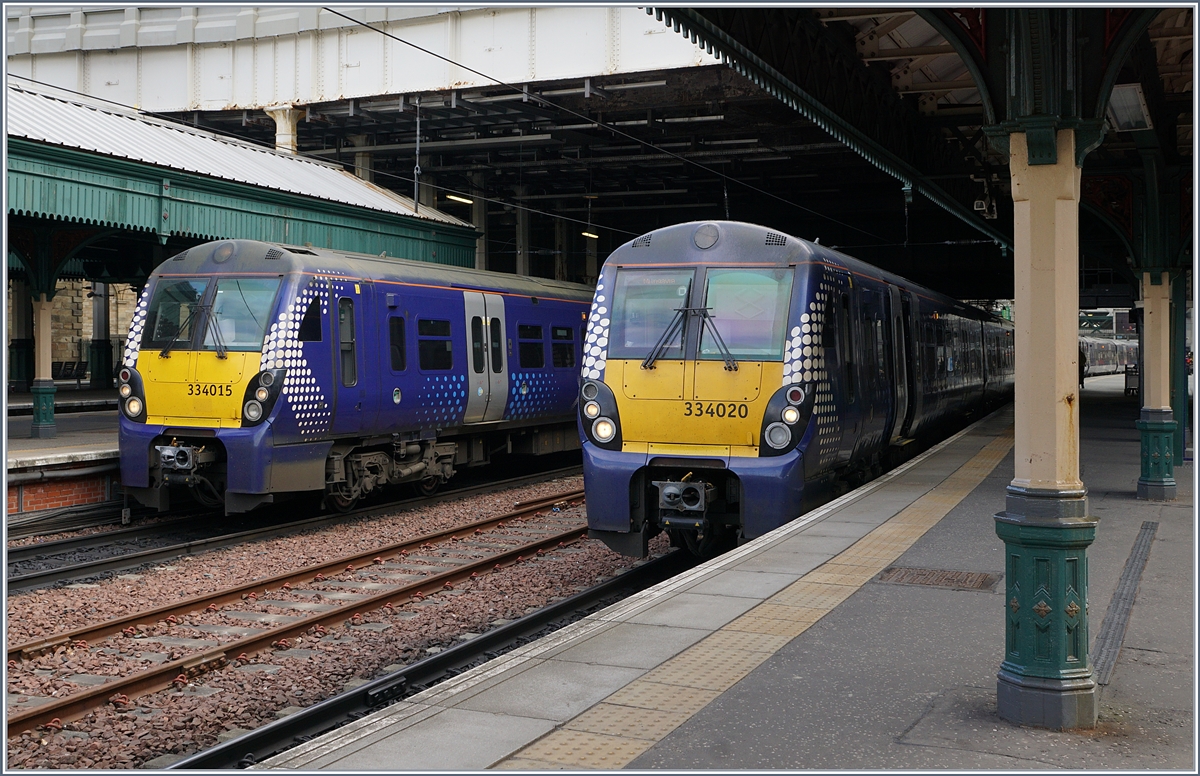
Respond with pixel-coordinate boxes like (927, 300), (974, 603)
(118, 240), (593, 514)
(1080, 335), (1138, 378)
(580, 221), (1015, 557)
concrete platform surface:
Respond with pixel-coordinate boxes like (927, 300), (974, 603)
(6, 409), (120, 469)
(257, 374), (1194, 771)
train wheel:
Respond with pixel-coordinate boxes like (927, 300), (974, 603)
(327, 491), (359, 512)
(416, 477), (441, 497)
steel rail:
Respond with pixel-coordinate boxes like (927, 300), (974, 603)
(7, 517), (588, 735)
(8, 488), (584, 663)
(168, 550), (696, 770)
(7, 466), (582, 584)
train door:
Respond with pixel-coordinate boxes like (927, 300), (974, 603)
(886, 285), (912, 444)
(462, 291), (508, 422)
(331, 287), (370, 436)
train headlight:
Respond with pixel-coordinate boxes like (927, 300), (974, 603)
(124, 397), (143, 418)
(592, 417), (617, 443)
(243, 400), (263, 422)
(255, 386), (270, 402)
(583, 400), (601, 419)
(781, 406), (801, 425)
(119, 383), (133, 398)
(764, 422), (791, 450)
(581, 381), (600, 400)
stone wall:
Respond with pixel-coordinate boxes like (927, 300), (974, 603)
(6, 280), (141, 371)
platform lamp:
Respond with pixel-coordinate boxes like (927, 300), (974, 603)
(582, 195), (599, 240)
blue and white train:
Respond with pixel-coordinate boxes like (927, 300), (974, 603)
(117, 239), (593, 514)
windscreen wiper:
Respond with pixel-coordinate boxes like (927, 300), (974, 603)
(641, 308), (687, 370)
(641, 307), (740, 372)
(159, 305), (201, 358)
(697, 308), (738, 372)
(204, 306), (229, 359)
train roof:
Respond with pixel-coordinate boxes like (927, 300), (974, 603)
(152, 240), (595, 303)
(606, 221), (1009, 325)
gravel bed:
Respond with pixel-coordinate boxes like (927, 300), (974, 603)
(6, 476), (670, 769)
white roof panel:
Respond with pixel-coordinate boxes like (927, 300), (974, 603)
(5, 82), (471, 228)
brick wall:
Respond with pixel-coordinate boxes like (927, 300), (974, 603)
(7, 474), (118, 514)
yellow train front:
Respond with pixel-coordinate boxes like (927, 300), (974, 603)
(583, 220), (1016, 557)
(581, 221), (819, 557)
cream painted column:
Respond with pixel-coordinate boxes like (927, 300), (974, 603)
(515, 186), (531, 276)
(471, 173), (488, 271)
(264, 105), (304, 154)
(1008, 129), (1084, 496)
(349, 135), (373, 183)
(31, 294), (57, 438)
(1136, 271), (1176, 499)
(994, 129), (1097, 730)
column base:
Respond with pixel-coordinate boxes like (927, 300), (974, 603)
(30, 378), (56, 439)
(1136, 408), (1176, 501)
(997, 668), (1097, 730)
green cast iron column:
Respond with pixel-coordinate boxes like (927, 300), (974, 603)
(30, 379), (57, 438)
(995, 501), (1098, 729)
(1136, 413), (1177, 498)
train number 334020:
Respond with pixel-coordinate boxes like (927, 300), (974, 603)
(683, 401), (749, 419)
(187, 383), (234, 397)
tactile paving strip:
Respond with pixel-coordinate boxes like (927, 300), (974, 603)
(496, 428), (1014, 769)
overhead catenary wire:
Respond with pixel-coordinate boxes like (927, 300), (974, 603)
(321, 6), (890, 244)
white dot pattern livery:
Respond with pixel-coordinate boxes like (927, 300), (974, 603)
(261, 278), (331, 438)
(581, 271), (610, 382)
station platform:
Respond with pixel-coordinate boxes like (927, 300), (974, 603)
(6, 394), (121, 518)
(259, 374), (1194, 770)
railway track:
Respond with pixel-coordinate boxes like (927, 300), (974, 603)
(7, 466), (584, 591)
(6, 488), (585, 736)
(168, 548), (694, 769)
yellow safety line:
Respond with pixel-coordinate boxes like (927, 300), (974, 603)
(495, 427), (1014, 770)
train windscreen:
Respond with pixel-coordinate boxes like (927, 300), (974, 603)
(607, 269), (694, 360)
(699, 268), (794, 360)
(141, 277), (209, 351)
(201, 278), (281, 352)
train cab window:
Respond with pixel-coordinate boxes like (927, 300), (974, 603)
(518, 324), (545, 369)
(551, 326), (576, 368)
(298, 297), (322, 342)
(607, 269), (694, 360)
(489, 318), (504, 373)
(471, 317), (486, 373)
(205, 278), (281, 351)
(418, 319), (453, 370)
(699, 268), (794, 360)
(389, 317), (406, 372)
(143, 277), (208, 350)
(338, 298), (357, 386)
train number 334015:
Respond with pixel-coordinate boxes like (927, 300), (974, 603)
(187, 383), (234, 397)
(683, 401), (749, 419)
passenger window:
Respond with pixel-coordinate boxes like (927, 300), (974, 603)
(519, 324), (544, 369)
(471, 317), (485, 374)
(418, 318), (453, 370)
(299, 298), (322, 342)
(489, 318), (504, 373)
(551, 326), (575, 368)
(338, 298), (357, 386)
(389, 317), (406, 372)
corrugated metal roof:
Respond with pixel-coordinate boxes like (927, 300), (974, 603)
(5, 82), (471, 229)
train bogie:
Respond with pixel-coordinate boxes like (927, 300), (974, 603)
(119, 240), (593, 514)
(581, 221), (1015, 558)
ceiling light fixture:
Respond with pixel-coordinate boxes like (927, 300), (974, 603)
(445, 194), (474, 204)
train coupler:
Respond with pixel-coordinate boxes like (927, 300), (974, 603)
(652, 478), (716, 530)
